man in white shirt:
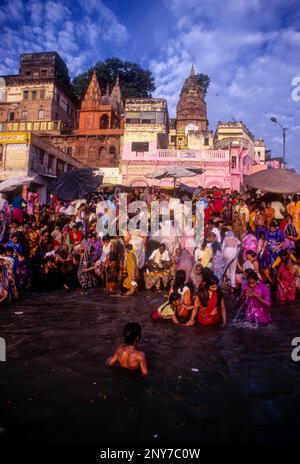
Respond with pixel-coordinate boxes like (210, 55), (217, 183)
(148, 243), (170, 269)
(271, 201), (285, 220)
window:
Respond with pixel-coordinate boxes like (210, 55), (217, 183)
(98, 146), (106, 157)
(131, 142), (149, 152)
(38, 110), (44, 120)
(22, 111), (28, 120)
(33, 72), (39, 78)
(66, 146), (73, 156)
(32, 90), (37, 100)
(170, 136), (176, 143)
(41, 69), (47, 77)
(48, 155), (55, 170)
(100, 114), (109, 129)
(78, 146), (85, 158)
(204, 137), (209, 146)
(23, 90), (29, 100)
(38, 150), (45, 164)
(40, 89), (45, 99)
(89, 147), (96, 158)
(9, 112), (15, 121)
(231, 156), (237, 169)
(25, 71), (31, 77)
(57, 159), (65, 175)
(109, 146), (116, 155)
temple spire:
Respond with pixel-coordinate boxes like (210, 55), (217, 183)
(81, 69), (102, 110)
(190, 64), (195, 77)
(111, 73), (122, 105)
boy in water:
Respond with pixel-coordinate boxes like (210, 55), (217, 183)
(107, 322), (149, 376)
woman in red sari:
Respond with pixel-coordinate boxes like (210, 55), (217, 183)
(186, 276), (226, 327)
(277, 257), (297, 302)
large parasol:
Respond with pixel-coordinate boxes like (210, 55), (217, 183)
(146, 166), (204, 192)
(49, 168), (103, 201)
(0, 175), (37, 192)
(244, 168), (300, 194)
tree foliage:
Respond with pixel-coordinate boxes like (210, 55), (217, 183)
(71, 57), (156, 101)
(195, 73), (210, 96)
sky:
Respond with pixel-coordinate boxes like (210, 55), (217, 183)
(0, 0), (299, 169)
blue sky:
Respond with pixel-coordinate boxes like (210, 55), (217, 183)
(0, 0), (300, 169)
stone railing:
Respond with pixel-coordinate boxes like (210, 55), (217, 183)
(0, 120), (64, 132)
(122, 149), (230, 161)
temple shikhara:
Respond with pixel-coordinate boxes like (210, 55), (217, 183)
(0, 51), (280, 194)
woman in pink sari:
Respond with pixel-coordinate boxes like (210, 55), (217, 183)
(277, 258), (297, 302)
(177, 248), (194, 283)
(240, 271), (270, 325)
(242, 230), (257, 260)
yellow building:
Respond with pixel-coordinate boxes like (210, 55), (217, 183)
(213, 121), (265, 163)
(0, 131), (85, 202)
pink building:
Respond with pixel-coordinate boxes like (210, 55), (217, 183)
(121, 72), (264, 191)
(121, 145), (255, 191)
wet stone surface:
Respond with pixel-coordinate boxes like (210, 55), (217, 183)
(0, 288), (300, 444)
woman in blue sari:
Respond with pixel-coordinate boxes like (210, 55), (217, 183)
(260, 221), (285, 270)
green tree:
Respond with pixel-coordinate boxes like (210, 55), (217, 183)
(195, 73), (210, 96)
(71, 57), (155, 100)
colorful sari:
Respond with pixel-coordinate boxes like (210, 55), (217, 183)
(242, 233), (257, 259)
(260, 228), (285, 269)
(277, 263), (296, 302)
(197, 291), (220, 326)
(77, 250), (98, 289)
(123, 250), (138, 290)
(241, 281), (270, 325)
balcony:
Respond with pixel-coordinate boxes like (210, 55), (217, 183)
(214, 137), (250, 150)
(122, 149), (230, 162)
(0, 120), (64, 133)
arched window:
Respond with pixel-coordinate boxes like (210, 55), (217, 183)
(109, 146), (116, 156)
(78, 146), (85, 158)
(98, 146), (106, 158)
(88, 147), (96, 158)
(100, 114), (109, 129)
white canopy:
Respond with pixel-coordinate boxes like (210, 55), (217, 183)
(0, 175), (39, 192)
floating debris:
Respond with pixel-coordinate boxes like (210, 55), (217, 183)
(191, 368), (199, 373)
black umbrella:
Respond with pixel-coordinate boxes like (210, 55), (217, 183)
(49, 168), (103, 201)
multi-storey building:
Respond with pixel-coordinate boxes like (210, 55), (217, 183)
(121, 70), (266, 190)
(0, 52), (271, 192)
(0, 131), (84, 202)
(121, 98), (169, 186)
(41, 70), (124, 173)
(0, 52), (77, 131)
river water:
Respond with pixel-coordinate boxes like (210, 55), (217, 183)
(0, 288), (300, 444)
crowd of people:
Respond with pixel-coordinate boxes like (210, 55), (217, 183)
(0, 186), (300, 328)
